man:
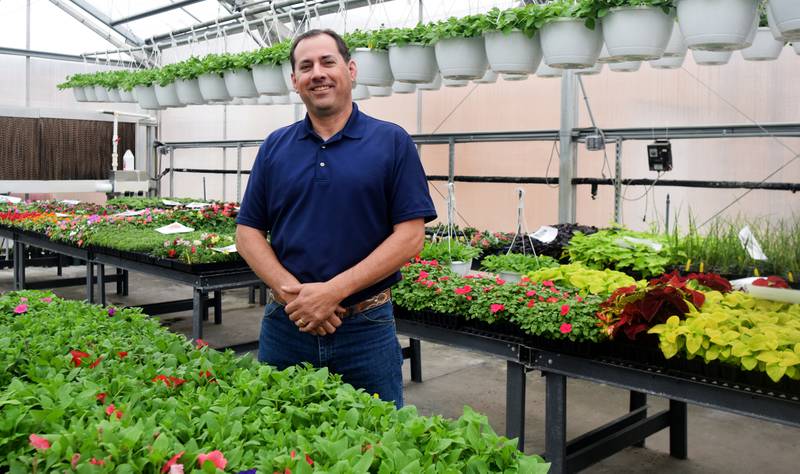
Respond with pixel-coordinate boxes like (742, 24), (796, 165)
(235, 29), (436, 408)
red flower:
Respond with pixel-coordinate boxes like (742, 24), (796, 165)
(290, 450), (296, 459)
(466, 296), (472, 301)
(195, 339), (209, 348)
(752, 276), (789, 289)
(454, 285), (472, 295)
(438, 276), (450, 281)
(115, 410), (123, 420)
(162, 451), (185, 473)
(542, 280), (554, 287)
(526, 290), (537, 297)
(190, 246), (197, 254)
(495, 277), (506, 285)
(14, 304), (28, 314)
(90, 458), (105, 466)
(560, 305), (571, 316)
(70, 350), (90, 367)
(305, 454), (314, 466)
(89, 356), (104, 369)
(527, 299), (536, 308)
(71, 453), (81, 469)
(490, 304), (505, 314)
(29, 434), (50, 450)
(560, 323), (573, 334)
(105, 404), (116, 416)
(546, 297), (559, 303)
(197, 450), (227, 470)
(418, 270), (429, 279)
(96, 392), (107, 403)
(117, 351), (128, 359)
(152, 375), (186, 388)
(167, 249), (177, 258)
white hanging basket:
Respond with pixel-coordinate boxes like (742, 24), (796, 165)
(449, 260), (473, 277)
(650, 55), (686, 69)
(118, 88), (135, 103)
(597, 44), (613, 63)
(603, 6), (674, 61)
(224, 68), (259, 98)
(536, 62), (564, 78)
(767, 6), (787, 41)
(608, 61), (642, 72)
(677, 0), (758, 51)
(692, 49), (733, 65)
(388, 44), (438, 83)
(289, 92), (304, 104)
(271, 94), (290, 104)
(663, 21), (688, 57)
(241, 97), (259, 105)
(198, 73), (231, 102)
(576, 63), (603, 75)
(502, 73), (528, 81)
(392, 81), (416, 94)
(252, 64), (289, 95)
(106, 88), (122, 102)
(257, 95), (273, 105)
(281, 62), (295, 91)
(484, 30), (542, 74)
(352, 48), (394, 87)
(154, 83), (183, 107)
(434, 36), (488, 80)
(133, 85), (161, 110)
(417, 73), (442, 91)
(83, 86), (98, 101)
(768, 0), (800, 41)
(175, 79), (205, 105)
(72, 87), (88, 102)
(94, 85), (110, 102)
(793, 42), (800, 55)
(443, 77), (469, 87)
(367, 86), (392, 97)
(353, 84), (371, 101)
(741, 28), (785, 61)
(540, 18), (604, 69)
(473, 69), (498, 84)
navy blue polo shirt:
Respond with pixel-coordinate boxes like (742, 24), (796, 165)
(237, 103), (437, 306)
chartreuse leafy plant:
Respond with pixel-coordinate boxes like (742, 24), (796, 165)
(594, 0), (675, 16)
(527, 263), (639, 297)
(384, 24), (437, 46)
(481, 253), (558, 274)
(428, 13), (489, 41)
(252, 40), (291, 66)
(649, 290), (800, 383)
(0, 290), (548, 473)
(539, 0), (604, 29)
(482, 5), (545, 37)
(420, 239), (482, 264)
(568, 228), (678, 278)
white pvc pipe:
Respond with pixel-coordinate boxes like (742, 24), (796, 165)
(0, 180), (113, 193)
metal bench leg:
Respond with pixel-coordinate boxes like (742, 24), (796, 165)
(630, 391), (647, 448)
(116, 268), (123, 295)
(506, 361), (526, 451)
(248, 285), (256, 304)
(122, 270), (129, 296)
(213, 290), (222, 324)
(192, 289), (205, 340)
(545, 372), (568, 474)
(86, 262), (95, 303)
(669, 399), (688, 459)
(409, 338), (422, 383)
(98, 264), (106, 306)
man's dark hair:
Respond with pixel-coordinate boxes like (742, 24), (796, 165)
(289, 29), (351, 71)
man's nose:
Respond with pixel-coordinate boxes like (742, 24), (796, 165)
(311, 62), (326, 78)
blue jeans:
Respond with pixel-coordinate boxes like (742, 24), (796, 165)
(258, 300), (404, 408)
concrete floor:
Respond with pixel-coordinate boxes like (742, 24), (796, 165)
(3, 265), (799, 473)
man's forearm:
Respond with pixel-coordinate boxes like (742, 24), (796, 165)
(327, 219), (425, 301)
(235, 225), (299, 300)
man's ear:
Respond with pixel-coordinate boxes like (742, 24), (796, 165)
(349, 59), (357, 82)
(290, 71), (297, 92)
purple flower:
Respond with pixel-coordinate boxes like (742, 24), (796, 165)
(107, 307), (116, 317)
(87, 214), (101, 224)
(237, 470), (257, 474)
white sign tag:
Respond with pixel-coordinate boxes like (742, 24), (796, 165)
(113, 209), (147, 217)
(60, 199), (81, 205)
(211, 244), (238, 254)
(55, 213), (70, 217)
(530, 226), (558, 244)
(161, 199), (181, 206)
(186, 202), (211, 209)
(738, 226), (768, 261)
(0, 195), (21, 204)
(155, 222), (195, 235)
(622, 236), (663, 252)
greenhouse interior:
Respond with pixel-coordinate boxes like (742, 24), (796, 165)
(2, 0), (800, 472)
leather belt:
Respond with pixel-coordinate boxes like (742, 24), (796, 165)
(270, 288), (391, 317)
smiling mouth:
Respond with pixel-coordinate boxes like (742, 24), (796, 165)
(311, 85), (333, 92)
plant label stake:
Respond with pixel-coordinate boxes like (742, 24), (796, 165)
(738, 225), (768, 261)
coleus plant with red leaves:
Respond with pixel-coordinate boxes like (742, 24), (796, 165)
(752, 275), (790, 289)
(597, 271), (731, 341)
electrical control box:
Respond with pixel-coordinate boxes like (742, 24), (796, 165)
(647, 140), (672, 172)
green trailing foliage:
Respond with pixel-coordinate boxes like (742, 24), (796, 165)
(419, 240), (482, 264)
(567, 228), (677, 278)
(0, 290), (549, 473)
(527, 263), (639, 297)
(480, 253), (559, 274)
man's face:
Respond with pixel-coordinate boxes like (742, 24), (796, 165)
(291, 34), (356, 116)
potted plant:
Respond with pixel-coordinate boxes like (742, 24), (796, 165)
(172, 57), (205, 105)
(198, 54), (232, 102)
(662, 19), (688, 57)
(417, 73), (442, 90)
(649, 54), (685, 68)
(482, 6), (543, 74)
(599, 1), (675, 61)
(768, 0), (800, 41)
(692, 48), (733, 65)
(676, 0), (759, 51)
(536, 62), (564, 78)
(576, 62), (604, 74)
(346, 29), (394, 87)
(741, 7), (786, 61)
(367, 85), (392, 97)
(766, 4), (786, 41)
(430, 14), (489, 79)
(539, 0), (604, 69)
(386, 25), (438, 84)
(251, 41), (290, 96)
(443, 77), (469, 87)
(481, 253), (558, 283)
(420, 239), (482, 276)
(392, 81), (416, 94)
(609, 60), (642, 71)
(123, 69), (161, 110)
(280, 60), (294, 91)
(154, 63), (183, 107)
(223, 51), (259, 98)
(58, 73), (89, 102)
(474, 69), (498, 83)
(353, 83), (371, 100)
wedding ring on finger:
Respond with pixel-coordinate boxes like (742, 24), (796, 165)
(298, 318), (306, 327)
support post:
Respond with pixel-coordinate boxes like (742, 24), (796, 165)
(558, 71), (579, 224)
(669, 399), (688, 459)
(115, 267), (123, 294)
(630, 391), (648, 448)
(98, 263), (106, 306)
(545, 372), (568, 474)
(169, 147), (175, 197)
(192, 289), (204, 340)
(448, 137), (455, 183)
(614, 138), (623, 224)
(122, 270), (129, 296)
(236, 143), (243, 202)
(409, 338), (422, 383)
(213, 290), (222, 324)
(506, 361), (527, 450)
(86, 261), (94, 303)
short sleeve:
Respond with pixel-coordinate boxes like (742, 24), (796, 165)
(389, 132), (437, 225)
(235, 141), (271, 231)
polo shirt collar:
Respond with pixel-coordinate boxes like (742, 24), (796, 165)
(298, 102), (364, 141)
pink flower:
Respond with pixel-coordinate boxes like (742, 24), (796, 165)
(527, 299), (536, 308)
(424, 280), (435, 288)
(169, 464), (184, 474)
(197, 450), (227, 470)
(71, 453), (81, 469)
(490, 304), (505, 314)
(90, 458), (105, 466)
(105, 404), (116, 416)
(305, 454), (314, 466)
(495, 277), (506, 285)
(546, 297), (559, 303)
(560, 305), (571, 316)
(542, 280), (554, 287)
(19, 297), (28, 302)
(454, 285), (472, 295)
(560, 323), (573, 334)
(96, 392), (107, 403)
(40, 297), (52, 303)
(418, 270), (429, 279)
(526, 290), (537, 297)
(576, 296), (583, 302)
(195, 339), (209, 348)
(438, 276), (450, 281)
(14, 304), (28, 314)
(161, 451), (185, 473)
(29, 434), (50, 450)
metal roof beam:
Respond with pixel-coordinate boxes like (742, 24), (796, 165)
(110, 0), (206, 26)
(67, 0), (144, 46)
(0, 46), (137, 68)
